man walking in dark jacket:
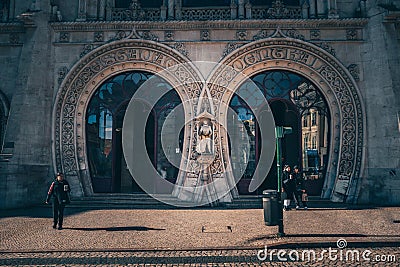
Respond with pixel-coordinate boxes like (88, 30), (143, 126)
(46, 173), (71, 230)
(293, 166), (308, 209)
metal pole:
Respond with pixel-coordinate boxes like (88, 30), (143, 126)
(275, 126), (285, 237)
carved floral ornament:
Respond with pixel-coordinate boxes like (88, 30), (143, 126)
(54, 35), (365, 202)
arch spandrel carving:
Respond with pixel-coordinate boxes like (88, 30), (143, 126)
(53, 39), (203, 197)
(207, 38), (365, 202)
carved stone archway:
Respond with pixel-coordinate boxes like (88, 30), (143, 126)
(208, 36), (366, 203)
(53, 39), (203, 197)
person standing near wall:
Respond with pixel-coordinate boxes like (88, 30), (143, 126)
(293, 165), (308, 210)
(45, 173), (71, 230)
(282, 165), (295, 211)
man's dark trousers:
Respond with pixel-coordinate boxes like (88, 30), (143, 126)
(52, 199), (65, 227)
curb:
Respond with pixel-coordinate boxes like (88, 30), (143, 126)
(0, 240), (399, 254)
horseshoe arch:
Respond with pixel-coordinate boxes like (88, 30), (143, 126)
(53, 39), (203, 197)
(208, 37), (366, 202)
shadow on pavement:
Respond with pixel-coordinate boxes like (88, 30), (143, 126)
(0, 206), (100, 219)
(63, 226), (165, 232)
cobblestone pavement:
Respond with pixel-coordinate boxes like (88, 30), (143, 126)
(0, 247), (399, 266)
(0, 206), (400, 266)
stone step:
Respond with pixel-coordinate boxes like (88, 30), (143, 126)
(49, 194), (339, 209)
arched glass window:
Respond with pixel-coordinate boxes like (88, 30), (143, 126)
(229, 70), (330, 195)
(86, 71), (182, 193)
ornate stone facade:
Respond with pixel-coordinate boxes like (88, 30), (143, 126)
(1, 0), (400, 208)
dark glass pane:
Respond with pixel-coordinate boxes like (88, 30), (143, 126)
(141, 0), (163, 8)
(115, 0), (131, 8)
(228, 94), (258, 195)
(250, 0), (273, 5)
(183, 0), (231, 7)
(86, 71), (153, 193)
(86, 71), (183, 193)
(230, 70), (329, 195)
(250, 0), (299, 5)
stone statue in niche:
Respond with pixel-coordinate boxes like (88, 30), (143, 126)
(197, 118), (213, 154)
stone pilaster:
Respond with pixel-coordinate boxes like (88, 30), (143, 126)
(168, 0), (174, 20)
(175, 0), (181, 20)
(309, 0), (316, 18)
(316, 0), (326, 18)
(99, 0), (106, 20)
(238, 0), (245, 19)
(76, 0), (87, 21)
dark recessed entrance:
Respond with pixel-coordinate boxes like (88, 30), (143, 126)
(229, 70), (330, 196)
(86, 71), (183, 193)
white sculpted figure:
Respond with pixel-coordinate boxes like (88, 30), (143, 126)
(197, 120), (213, 154)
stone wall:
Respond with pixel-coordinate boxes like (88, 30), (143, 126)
(1, 0), (400, 208)
(357, 2), (400, 204)
(0, 9), (55, 208)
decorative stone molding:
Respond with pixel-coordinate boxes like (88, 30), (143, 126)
(80, 44), (98, 58)
(141, 30), (159, 42)
(267, 0), (289, 18)
(200, 30), (210, 41)
(164, 30), (174, 41)
(59, 32), (70, 42)
(236, 30), (247, 41)
(346, 29), (358, 40)
(9, 33), (19, 44)
(0, 23), (25, 33)
(310, 29), (321, 40)
(285, 29), (305, 40)
(94, 31), (104, 42)
(207, 37), (365, 203)
(110, 30), (128, 41)
(314, 42), (336, 56)
(222, 42), (244, 58)
(253, 27), (305, 41)
(181, 7), (231, 21)
(58, 66), (69, 85)
(347, 64), (360, 81)
(168, 42), (189, 57)
(109, 29), (158, 42)
(50, 19), (368, 32)
(253, 30), (269, 40)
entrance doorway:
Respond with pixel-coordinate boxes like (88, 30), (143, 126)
(229, 70), (330, 195)
(86, 71), (183, 193)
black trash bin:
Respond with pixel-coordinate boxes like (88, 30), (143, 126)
(262, 190), (280, 226)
